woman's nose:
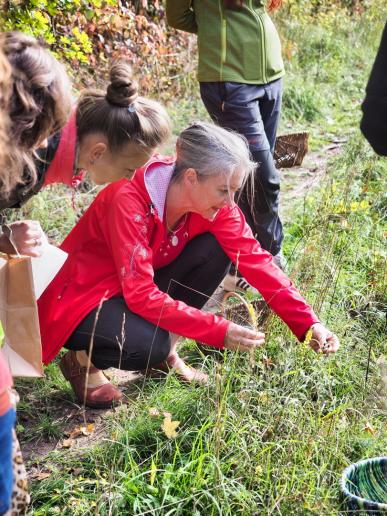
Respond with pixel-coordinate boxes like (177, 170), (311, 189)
(225, 192), (235, 207)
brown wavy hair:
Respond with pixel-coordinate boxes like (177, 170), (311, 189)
(0, 45), (11, 173)
(76, 60), (171, 151)
(0, 32), (72, 200)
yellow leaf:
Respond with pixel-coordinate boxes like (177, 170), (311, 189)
(161, 414), (180, 439)
(68, 423), (94, 439)
(304, 328), (313, 346)
(150, 459), (157, 486)
(363, 422), (376, 435)
(246, 302), (258, 329)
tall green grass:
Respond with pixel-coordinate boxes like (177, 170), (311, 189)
(26, 136), (386, 516)
(8, 4), (386, 515)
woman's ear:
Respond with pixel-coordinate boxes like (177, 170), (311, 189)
(184, 167), (199, 186)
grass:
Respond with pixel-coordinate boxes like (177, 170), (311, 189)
(6, 4), (387, 515)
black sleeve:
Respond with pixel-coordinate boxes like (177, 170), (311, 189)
(0, 132), (60, 211)
(360, 22), (387, 156)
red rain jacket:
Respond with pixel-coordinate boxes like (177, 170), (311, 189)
(39, 157), (319, 364)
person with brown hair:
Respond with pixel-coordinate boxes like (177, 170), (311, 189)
(0, 31), (72, 258)
(0, 39), (29, 516)
(0, 33), (171, 258)
(167, 0), (286, 291)
(0, 32), (171, 512)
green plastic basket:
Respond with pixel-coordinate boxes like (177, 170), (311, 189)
(341, 457), (387, 514)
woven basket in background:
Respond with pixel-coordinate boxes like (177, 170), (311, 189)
(274, 132), (309, 168)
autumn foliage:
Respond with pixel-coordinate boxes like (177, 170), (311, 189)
(0, 0), (378, 99)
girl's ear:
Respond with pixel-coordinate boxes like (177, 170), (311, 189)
(89, 142), (107, 164)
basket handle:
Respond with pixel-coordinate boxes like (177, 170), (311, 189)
(221, 291), (256, 327)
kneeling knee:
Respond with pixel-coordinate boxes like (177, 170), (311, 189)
(147, 329), (170, 366)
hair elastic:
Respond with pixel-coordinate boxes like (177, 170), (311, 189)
(127, 104), (136, 113)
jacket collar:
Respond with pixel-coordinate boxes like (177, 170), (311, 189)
(142, 156), (175, 221)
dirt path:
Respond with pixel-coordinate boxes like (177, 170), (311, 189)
(279, 142), (344, 221)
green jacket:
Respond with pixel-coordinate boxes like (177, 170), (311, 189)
(166, 0), (285, 84)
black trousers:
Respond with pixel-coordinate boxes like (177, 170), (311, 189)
(65, 234), (230, 370)
(200, 81), (284, 255)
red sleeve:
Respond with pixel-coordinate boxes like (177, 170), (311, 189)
(210, 206), (320, 341)
(103, 190), (229, 348)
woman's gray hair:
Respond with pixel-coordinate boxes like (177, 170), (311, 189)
(173, 122), (255, 190)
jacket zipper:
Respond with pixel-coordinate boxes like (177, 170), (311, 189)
(248, 0), (267, 83)
(219, 0), (226, 81)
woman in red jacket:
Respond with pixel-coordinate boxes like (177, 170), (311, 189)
(39, 122), (339, 408)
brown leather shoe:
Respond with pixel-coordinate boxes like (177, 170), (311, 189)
(59, 351), (123, 409)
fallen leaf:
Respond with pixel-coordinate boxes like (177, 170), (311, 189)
(162, 411), (172, 419)
(161, 414), (180, 439)
(67, 423), (95, 439)
(363, 422), (376, 435)
(30, 471), (52, 481)
(61, 438), (75, 448)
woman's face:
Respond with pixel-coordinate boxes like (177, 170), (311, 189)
(186, 168), (245, 220)
(88, 141), (155, 184)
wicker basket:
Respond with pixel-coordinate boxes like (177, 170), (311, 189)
(340, 456), (387, 514)
(197, 292), (268, 355)
(274, 132), (309, 168)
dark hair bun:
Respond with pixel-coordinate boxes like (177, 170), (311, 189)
(106, 61), (138, 107)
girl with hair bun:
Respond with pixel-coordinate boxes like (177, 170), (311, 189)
(0, 37), (171, 257)
(38, 122), (339, 409)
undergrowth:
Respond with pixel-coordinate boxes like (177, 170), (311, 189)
(4, 3), (386, 515)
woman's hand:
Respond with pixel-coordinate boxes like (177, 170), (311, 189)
(224, 322), (265, 352)
(307, 323), (339, 354)
(0, 220), (45, 257)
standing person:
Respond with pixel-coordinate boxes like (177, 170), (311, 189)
(38, 122), (339, 410)
(166, 0), (285, 289)
(360, 22), (387, 156)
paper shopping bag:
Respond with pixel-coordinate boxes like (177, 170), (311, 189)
(0, 254), (44, 377)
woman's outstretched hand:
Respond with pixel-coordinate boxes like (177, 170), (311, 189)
(0, 220), (45, 256)
(307, 323), (339, 354)
(224, 322), (265, 352)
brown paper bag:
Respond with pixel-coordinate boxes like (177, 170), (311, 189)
(0, 254), (44, 377)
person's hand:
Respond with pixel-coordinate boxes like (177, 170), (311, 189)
(0, 220), (45, 257)
(224, 322), (265, 352)
(307, 323), (339, 354)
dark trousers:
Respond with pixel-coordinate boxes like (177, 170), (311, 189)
(200, 79), (283, 255)
(65, 234), (230, 371)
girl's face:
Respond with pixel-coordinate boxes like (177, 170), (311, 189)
(185, 168), (245, 220)
(88, 141), (155, 184)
